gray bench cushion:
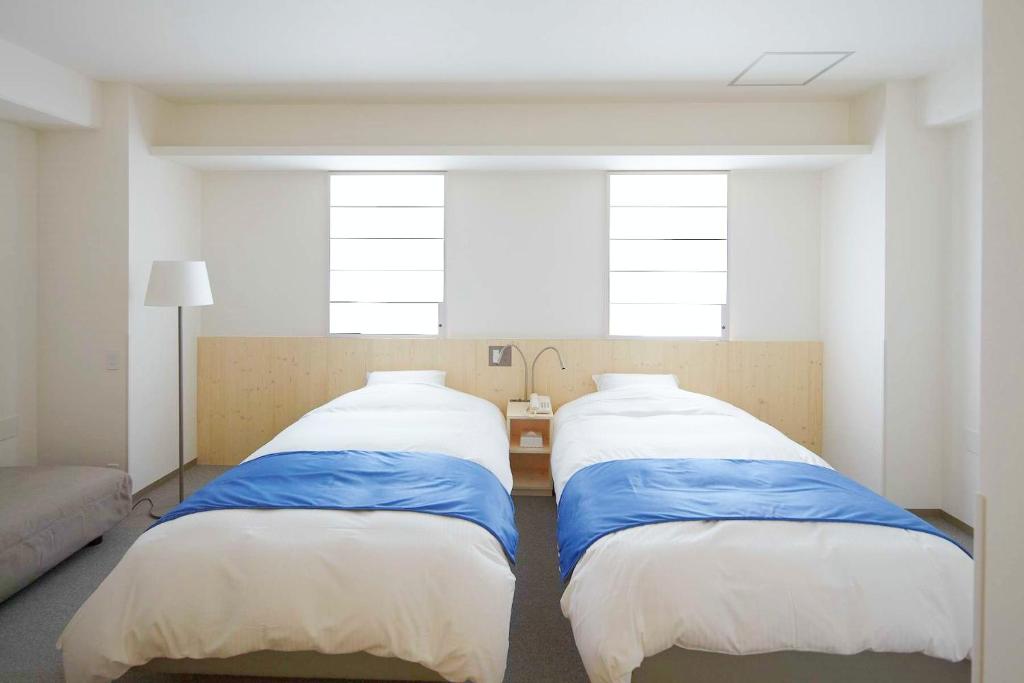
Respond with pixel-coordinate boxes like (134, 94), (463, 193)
(0, 465), (131, 602)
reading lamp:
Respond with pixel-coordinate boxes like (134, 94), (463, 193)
(530, 346), (567, 395)
(503, 344), (529, 401)
(145, 261), (213, 510)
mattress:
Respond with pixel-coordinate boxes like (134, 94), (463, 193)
(0, 465), (132, 602)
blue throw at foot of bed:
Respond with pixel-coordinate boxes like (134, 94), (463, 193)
(150, 450), (518, 563)
(556, 458), (970, 581)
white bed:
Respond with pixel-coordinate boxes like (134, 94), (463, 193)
(551, 384), (973, 683)
(59, 382), (515, 683)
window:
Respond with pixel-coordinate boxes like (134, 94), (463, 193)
(329, 173), (445, 335)
(608, 172), (728, 338)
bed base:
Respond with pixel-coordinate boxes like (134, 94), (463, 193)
(632, 648), (970, 683)
(137, 649), (446, 681)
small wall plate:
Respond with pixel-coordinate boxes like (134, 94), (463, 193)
(489, 345), (511, 366)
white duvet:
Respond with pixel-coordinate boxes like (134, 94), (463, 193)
(552, 386), (973, 683)
(59, 383), (515, 683)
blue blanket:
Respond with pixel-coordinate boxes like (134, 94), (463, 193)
(151, 450), (518, 562)
(557, 458), (969, 581)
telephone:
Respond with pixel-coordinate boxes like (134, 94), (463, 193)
(528, 393), (553, 416)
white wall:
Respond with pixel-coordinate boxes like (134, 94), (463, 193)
(942, 117), (981, 526)
(444, 171), (607, 337)
(37, 84), (130, 469)
(0, 120), (37, 466)
(980, 0), (1024, 676)
(728, 171), (821, 340)
(201, 172), (329, 337)
(920, 51), (981, 127)
(819, 87), (887, 494)
(127, 88), (203, 491)
(820, 82), (965, 509)
(201, 169), (823, 342)
(34, 83), (206, 490)
(881, 82), (949, 509)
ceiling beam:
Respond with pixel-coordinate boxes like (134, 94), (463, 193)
(0, 38), (100, 129)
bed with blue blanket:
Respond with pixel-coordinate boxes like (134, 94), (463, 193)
(60, 380), (517, 683)
(551, 381), (973, 683)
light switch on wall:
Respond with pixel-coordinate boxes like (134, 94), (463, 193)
(105, 351), (121, 371)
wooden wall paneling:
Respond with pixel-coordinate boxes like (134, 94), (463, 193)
(475, 339), (539, 406)
(467, 339), (506, 407)
(725, 341), (768, 424)
(269, 337), (329, 434)
(196, 336), (215, 463)
(622, 340), (669, 373)
(437, 339), (466, 395)
(198, 338), (823, 465)
(206, 336), (240, 466)
(671, 341), (727, 397)
(808, 343), (823, 452)
(770, 343), (806, 448)
(326, 338), (367, 398)
(219, 338), (263, 466)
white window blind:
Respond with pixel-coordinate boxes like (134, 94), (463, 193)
(609, 172), (727, 338)
(329, 173), (444, 335)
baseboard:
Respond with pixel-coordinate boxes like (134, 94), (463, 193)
(909, 508), (974, 534)
(132, 458), (198, 501)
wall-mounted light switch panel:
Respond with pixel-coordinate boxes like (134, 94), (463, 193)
(489, 345), (511, 366)
(105, 351), (121, 371)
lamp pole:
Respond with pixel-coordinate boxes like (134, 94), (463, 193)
(144, 260), (213, 516)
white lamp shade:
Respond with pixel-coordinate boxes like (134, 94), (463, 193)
(144, 261), (213, 307)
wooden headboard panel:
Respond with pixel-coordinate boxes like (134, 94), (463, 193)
(197, 337), (822, 465)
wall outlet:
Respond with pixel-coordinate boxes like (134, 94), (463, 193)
(489, 345), (511, 367)
(105, 351), (121, 371)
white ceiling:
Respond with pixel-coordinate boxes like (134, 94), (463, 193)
(0, 0), (979, 102)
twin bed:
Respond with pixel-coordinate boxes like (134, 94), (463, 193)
(552, 375), (972, 683)
(60, 371), (972, 683)
(61, 376), (516, 683)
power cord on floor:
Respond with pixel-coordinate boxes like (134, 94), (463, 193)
(131, 497), (162, 520)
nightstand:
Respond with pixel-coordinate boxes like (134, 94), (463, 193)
(506, 400), (554, 496)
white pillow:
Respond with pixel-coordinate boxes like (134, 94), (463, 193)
(366, 370), (446, 386)
(592, 373), (679, 392)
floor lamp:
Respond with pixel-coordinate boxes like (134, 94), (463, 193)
(144, 261), (213, 510)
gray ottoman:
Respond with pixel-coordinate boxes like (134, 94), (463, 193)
(0, 465), (132, 602)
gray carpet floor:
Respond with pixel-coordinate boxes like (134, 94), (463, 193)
(0, 465), (972, 683)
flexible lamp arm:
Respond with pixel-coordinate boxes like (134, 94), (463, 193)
(530, 346), (567, 396)
(504, 344), (529, 401)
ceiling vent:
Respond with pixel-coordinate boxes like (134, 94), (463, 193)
(729, 51), (853, 86)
